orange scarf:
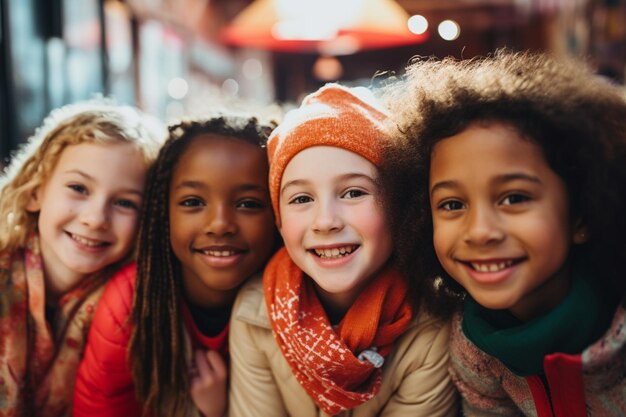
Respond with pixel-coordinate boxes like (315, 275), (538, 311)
(0, 234), (106, 417)
(264, 248), (413, 415)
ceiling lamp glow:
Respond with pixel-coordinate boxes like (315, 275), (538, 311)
(407, 15), (428, 35)
(438, 19), (460, 41)
(221, 0), (428, 54)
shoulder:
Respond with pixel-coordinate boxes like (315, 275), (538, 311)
(102, 263), (136, 311)
(91, 262), (137, 341)
(393, 311), (450, 368)
(231, 273), (270, 329)
(449, 312), (495, 369)
(583, 301), (626, 374)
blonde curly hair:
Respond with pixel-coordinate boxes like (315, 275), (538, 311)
(0, 99), (165, 252)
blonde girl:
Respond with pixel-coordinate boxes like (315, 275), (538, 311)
(0, 101), (163, 417)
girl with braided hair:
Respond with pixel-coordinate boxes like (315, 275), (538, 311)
(0, 100), (164, 417)
(73, 113), (279, 417)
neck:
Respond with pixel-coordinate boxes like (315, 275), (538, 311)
(183, 281), (240, 310)
(509, 263), (572, 322)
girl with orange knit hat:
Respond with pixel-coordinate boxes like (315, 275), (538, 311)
(228, 83), (459, 417)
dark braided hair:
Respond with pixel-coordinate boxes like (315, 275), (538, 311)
(129, 114), (277, 417)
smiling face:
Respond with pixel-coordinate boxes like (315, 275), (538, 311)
(429, 122), (582, 321)
(279, 146), (392, 312)
(168, 135), (276, 309)
(28, 141), (147, 302)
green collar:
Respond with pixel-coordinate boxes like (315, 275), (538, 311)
(462, 269), (616, 376)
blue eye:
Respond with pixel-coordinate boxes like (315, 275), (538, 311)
(439, 200), (464, 211)
(115, 199), (139, 210)
(501, 194), (530, 205)
(68, 184), (87, 194)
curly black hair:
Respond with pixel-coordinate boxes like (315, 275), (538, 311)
(129, 114), (278, 417)
(379, 49), (626, 319)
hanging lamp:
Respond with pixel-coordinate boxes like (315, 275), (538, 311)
(220, 0), (427, 54)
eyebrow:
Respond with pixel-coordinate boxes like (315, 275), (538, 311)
(281, 172), (375, 196)
(174, 180), (268, 192)
(430, 172), (542, 196)
(64, 169), (95, 181)
(64, 169), (143, 195)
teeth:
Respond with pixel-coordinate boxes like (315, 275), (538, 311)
(203, 250), (236, 257)
(71, 234), (104, 247)
(471, 260), (513, 272)
(314, 245), (356, 259)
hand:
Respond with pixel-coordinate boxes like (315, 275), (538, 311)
(190, 349), (228, 417)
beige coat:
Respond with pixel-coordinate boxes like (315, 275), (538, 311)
(229, 276), (459, 417)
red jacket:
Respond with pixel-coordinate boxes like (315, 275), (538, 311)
(72, 263), (228, 417)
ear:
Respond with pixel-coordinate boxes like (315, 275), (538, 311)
(572, 219), (589, 244)
(25, 188), (42, 213)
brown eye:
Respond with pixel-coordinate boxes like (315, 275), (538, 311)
(501, 194), (530, 205)
(440, 200), (464, 211)
(180, 197), (204, 207)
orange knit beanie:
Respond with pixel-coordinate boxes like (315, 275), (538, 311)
(267, 83), (393, 225)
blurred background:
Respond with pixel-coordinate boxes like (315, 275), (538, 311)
(1, 0), (625, 162)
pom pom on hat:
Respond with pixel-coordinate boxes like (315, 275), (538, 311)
(268, 83), (393, 226)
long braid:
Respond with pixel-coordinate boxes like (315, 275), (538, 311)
(129, 114), (276, 417)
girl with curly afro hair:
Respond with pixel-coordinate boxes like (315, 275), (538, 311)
(380, 50), (626, 416)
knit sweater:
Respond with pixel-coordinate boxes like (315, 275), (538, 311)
(449, 301), (626, 417)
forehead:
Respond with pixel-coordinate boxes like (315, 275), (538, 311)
(430, 122), (549, 181)
(282, 146), (377, 183)
(49, 141), (147, 187)
(56, 141), (143, 166)
(172, 134), (268, 181)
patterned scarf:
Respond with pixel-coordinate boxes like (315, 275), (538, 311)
(0, 234), (107, 417)
(263, 248), (413, 415)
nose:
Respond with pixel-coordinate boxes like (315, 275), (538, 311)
(462, 205), (504, 246)
(205, 204), (237, 236)
(312, 198), (343, 233)
(79, 198), (110, 230)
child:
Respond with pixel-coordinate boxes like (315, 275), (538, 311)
(229, 83), (458, 417)
(0, 101), (164, 417)
(72, 114), (279, 417)
(381, 50), (626, 416)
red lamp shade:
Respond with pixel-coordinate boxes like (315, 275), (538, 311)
(220, 0), (428, 54)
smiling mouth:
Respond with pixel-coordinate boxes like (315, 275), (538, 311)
(464, 259), (522, 272)
(199, 249), (240, 257)
(311, 245), (359, 259)
(68, 232), (109, 248)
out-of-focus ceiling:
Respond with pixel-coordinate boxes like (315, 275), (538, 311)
(397, 0), (522, 30)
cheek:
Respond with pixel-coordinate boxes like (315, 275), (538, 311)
(115, 213), (141, 246)
(278, 211), (304, 246)
(247, 215), (278, 250)
(168, 214), (187, 254)
(354, 204), (392, 257)
(360, 209), (389, 242)
(521, 216), (571, 267)
(432, 222), (454, 264)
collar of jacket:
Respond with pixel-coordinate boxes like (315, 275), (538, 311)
(233, 274), (271, 329)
